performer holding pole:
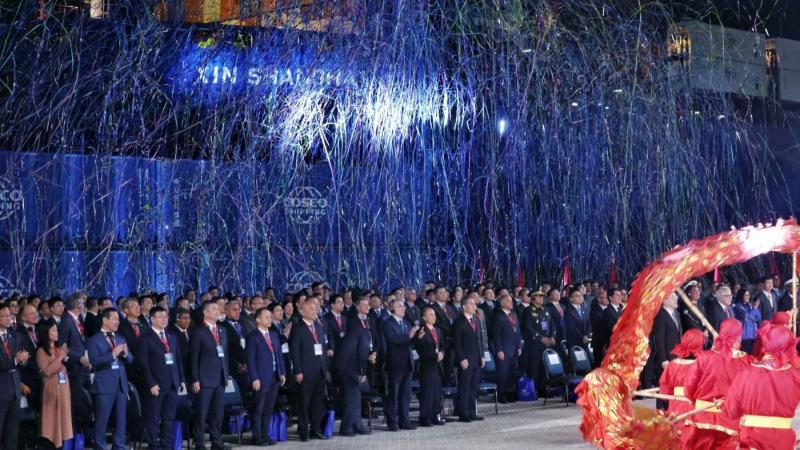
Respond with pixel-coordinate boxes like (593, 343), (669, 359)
(658, 329), (705, 447)
(677, 288), (718, 339)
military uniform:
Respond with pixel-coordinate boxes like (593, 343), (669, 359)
(521, 304), (557, 391)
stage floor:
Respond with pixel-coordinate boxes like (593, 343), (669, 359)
(230, 398), (594, 449)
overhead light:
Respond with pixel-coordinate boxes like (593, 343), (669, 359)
(570, 102), (579, 107)
(613, 89), (624, 94)
(717, 114), (726, 120)
(498, 119), (508, 136)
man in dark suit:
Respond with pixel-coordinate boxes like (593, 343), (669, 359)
(16, 304), (40, 408)
(452, 296), (484, 422)
(0, 303), (29, 450)
(492, 294), (521, 403)
(246, 307), (286, 446)
(413, 306), (445, 426)
(84, 297), (102, 338)
(597, 288), (624, 358)
(679, 281), (707, 333)
(220, 301), (248, 398)
(400, 288), (421, 326)
(646, 293), (683, 400)
(707, 285), (735, 333)
(756, 275), (778, 322)
(336, 297), (375, 436)
(380, 299), (417, 431)
(59, 295), (90, 388)
(430, 287), (455, 385)
(88, 308), (133, 450)
(323, 296), (347, 353)
(564, 288), (591, 355)
(544, 289), (566, 349)
(168, 308), (192, 374)
(521, 291), (557, 392)
(138, 306), (184, 450)
(191, 300), (230, 450)
(589, 287), (609, 368)
(290, 299), (329, 441)
(118, 297), (147, 388)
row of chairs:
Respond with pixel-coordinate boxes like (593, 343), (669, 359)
(541, 345), (591, 406)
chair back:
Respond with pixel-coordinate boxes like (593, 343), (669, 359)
(223, 376), (243, 407)
(570, 346), (591, 374)
(543, 348), (565, 378)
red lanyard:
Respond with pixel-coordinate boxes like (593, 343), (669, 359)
(429, 326), (439, 346)
(336, 315), (342, 331)
(309, 324), (318, 344)
(263, 332), (275, 353)
(211, 326), (220, 345)
(508, 312), (516, 328)
(105, 334), (116, 351)
(158, 331), (170, 352)
(468, 317), (476, 333)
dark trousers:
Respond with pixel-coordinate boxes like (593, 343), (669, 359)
(417, 366), (442, 423)
(93, 391), (127, 450)
(526, 341), (550, 390)
(495, 352), (517, 399)
(193, 384), (224, 449)
(385, 367), (412, 427)
(145, 387), (178, 450)
(456, 363), (480, 419)
(251, 380), (279, 441)
(336, 370), (364, 433)
(0, 395), (20, 450)
(296, 373), (325, 438)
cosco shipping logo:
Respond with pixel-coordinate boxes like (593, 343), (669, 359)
(285, 271), (323, 294)
(284, 186), (327, 225)
(0, 177), (22, 220)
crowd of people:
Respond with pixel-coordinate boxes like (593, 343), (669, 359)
(0, 274), (796, 450)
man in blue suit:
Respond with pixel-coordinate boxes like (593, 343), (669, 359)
(289, 299), (329, 441)
(246, 308), (286, 446)
(190, 300), (230, 450)
(492, 294), (522, 403)
(0, 303), (30, 450)
(380, 299), (417, 431)
(88, 308), (133, 450)
(564, 287), (591, 356)
(137, 306), (184, 450)
(336, 297), (375, 436)
(60, 294), (91, 387)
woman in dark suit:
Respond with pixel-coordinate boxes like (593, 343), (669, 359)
(413, 306), (445, 427)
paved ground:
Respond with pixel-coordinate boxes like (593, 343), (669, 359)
(228, 398), (595, 449)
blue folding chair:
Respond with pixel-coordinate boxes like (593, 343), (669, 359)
(542, 348), (569, 406)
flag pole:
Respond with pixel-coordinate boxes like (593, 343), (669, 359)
(792, 251), (797, 336)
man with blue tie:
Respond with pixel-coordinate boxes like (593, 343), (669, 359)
(492, 294), (522, 403)
(564, 287), (591, 356)
(87, 308), (133, 450)
(246, 308), (286, 446)
(0, 303), (30, 450)
(289, 299), (329, 441)
(137, 306), (184, 450)
(380, 299), (418, 431)
(191, 300), (230, 450)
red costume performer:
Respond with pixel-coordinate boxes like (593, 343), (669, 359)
(722, 325), (800, 450)
(752, 311), (790, 358)
(683, 319), (753, 450)
(658, 329), (705, 447)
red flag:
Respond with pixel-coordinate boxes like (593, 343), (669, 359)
(515, 262), (526, 288)
(769, 253), (781, 285)
(609, 256), (618, 285)
(713, 266), (722, 284)
(562, 256), (572, 287)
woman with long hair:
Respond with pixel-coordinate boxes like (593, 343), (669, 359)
(35, 320), (73, 449)
(733, 288), (761, 354)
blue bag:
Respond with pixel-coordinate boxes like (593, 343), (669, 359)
(517, 376), (537, 401)
(269, 412), (287, 442)
(63, 433), (85, 450)
(323, 410), (335, 438)
(172, 421), (183, 450)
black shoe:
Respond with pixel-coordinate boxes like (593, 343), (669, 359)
(299, 435), (309, 442)
(355, 427), (371, 435)
(211, 444), (231, 450)
(340, 430), (355, 437)
(432, 419), (446, 425)
(400, 424), (417, 430)
(264, 437), (276, 446)
(458, 416), (472, 423)
(310, 431), (329, 440)
(470, 415), (484, 421)
(387, 424), (399, 431)
(419, 420), (432, 427)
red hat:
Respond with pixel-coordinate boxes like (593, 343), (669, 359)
(713, 318), (743, 353)
(772, 311), (790, 326)
(762, 325), (799, 367)
(670, 328), (705, 359)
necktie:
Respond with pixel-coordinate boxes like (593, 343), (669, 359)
(131, 322), (140, 338)
(430, 326), (439, 346)
(211, 326), (220, 345)
(106, 332), (116, 350)
(336, 315), (342, 331)
(159, 331), (170, 351)
(1, 334), (10, 357)
(264, 332), (275, 353)
(28, 326), (37, 345)
(469, 317), (476, 333)
(399, 319), (406, 334)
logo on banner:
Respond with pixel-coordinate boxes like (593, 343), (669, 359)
(285, 270), (323, 294)
(284, 186), (328, 225)
(0, 275), (18, 298)
(0, 177), (23, 220)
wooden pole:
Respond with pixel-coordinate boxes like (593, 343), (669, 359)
(793, 251), (798, 336)
(677, 287), (719, 339)
(670, 399), (723, 424)
(633, 390), (692, 403)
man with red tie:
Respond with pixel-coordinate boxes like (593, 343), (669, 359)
(16, 304), (41, 408)
(289, 299), (330, 441)
(452, 296), (484, 422)
(723, 324), (800, 450)
(246, 308), (286, 445)
(0, 303), (30, 450)
(323, 295), (347, 355)
(492, 294), (521, 403)
(684, 318), (752, 450)
(59, 294), (91, 388)
(335, 297), (376, 435)
(118, 297), (147, 388)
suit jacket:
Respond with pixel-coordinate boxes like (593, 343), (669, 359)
(240, 312), (257, 337)
(412, 325), (443, 373)
(651, 308), (682, 365)
(451, 314), (481, 367)
(289, 320), (328, 379)
(403, 302), (421, 327)
(756, 290), (778, 322)
(707, 301), (735, 333)
(87, 332), (133, 394)
(190, 324), (229, 388)
(333, 325), (371, 383)
(430, 302), (453, 339)
(492, 309), (521, 356)
(58, 312), (87, 379)
(219, 319), (247, 375)
(680, 301), (706, 332)
(544, 302), (566, 344)
(137, 329), (183, 391)
(381, 316), (414, 372)
(598, 305), (623, 350)
(565, 303), (591, 349)
(16, 325), (39, 396)
(246, 328), (285, 386)
(589, 304), (607, 346)
(0, 331), (23, 400)
(167, 324), (191, 378)
(323, 312), (347, 353)
(84, 311), (102, 338)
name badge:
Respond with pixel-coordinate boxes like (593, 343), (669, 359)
(314, 343), (323, 356)
(281, 343), (289, 354)
(541, 321), (549, 332)
(412, 350), (419, 361)
(111, 360), (120, 370)
(339, 332), (345, 338)
(165, 353), (175, 365)
(483, 351), (492, 362)
(240, 338), (246, 349)
(216, 345), (225, 358)
(20, 396), (28, 409)
(58, 372), (67, 384)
